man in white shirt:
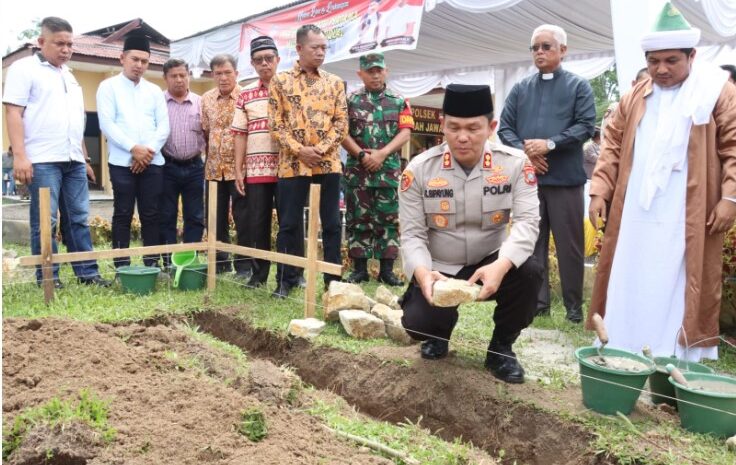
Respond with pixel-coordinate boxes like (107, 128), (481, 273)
(3, 16), (109, 288)
(97, 35), (170, 268)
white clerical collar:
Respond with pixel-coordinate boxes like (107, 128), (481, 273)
(541, 73), (554, 80)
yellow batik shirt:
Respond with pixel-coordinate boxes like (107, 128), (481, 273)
(268, 62), (348, 178)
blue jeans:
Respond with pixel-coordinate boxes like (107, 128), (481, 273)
(275, 174), (342, 287)
(159, 157), (205, 266)
(29, 161), (98, 281)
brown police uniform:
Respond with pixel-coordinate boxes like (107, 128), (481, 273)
(398, 140), (543, 344)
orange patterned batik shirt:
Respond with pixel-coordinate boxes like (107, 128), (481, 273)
(268, 62), (348, 178)
(201, 85), (241, 181)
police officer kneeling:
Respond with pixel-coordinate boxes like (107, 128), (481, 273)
(398, 84), (543, 384)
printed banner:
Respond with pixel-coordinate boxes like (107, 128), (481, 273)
(239, 0), (425, 77)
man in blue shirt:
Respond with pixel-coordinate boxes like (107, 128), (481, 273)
(498, 24), (595, 323)
(97, 35), (170, 268)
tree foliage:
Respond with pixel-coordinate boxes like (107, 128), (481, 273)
(589, 65), (620, 125)
(5, 18), (41, 55)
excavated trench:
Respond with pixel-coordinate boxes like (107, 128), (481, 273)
(192, 310), (611, 465)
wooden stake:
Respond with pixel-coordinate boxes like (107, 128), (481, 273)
(304, 184), (321, 318)
(207, 181), (218, 292)
(39, 187), (54, 304)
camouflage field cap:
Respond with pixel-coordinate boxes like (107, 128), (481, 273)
(360, 52), (386, 70)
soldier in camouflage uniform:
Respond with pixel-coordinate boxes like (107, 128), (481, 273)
(342, 52), (414, 285)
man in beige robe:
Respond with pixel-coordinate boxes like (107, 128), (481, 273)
(587, 2), (736, 360)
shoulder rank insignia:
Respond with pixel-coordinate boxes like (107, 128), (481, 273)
(442, 152), (452, 169)
(482, 152), (493, 169)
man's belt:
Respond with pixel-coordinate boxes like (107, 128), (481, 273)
(163, 152), (201, 166)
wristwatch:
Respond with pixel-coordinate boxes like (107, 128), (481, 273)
(546, 139), (556, 151)
(357, 150), (367, 160)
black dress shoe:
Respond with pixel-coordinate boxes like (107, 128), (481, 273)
(79, 275), (113, 287)
(535, 307), (550, 317)
(235, 269), (253, 281)
(566, 308), (583, 323)
(271, 282), (294, 299)
(247, 276), (267, 288)
(420, 338), (449, 360)
(297, 276), (307, 288)
(38, 279), (64, 289)
(485, 346), (525, 384)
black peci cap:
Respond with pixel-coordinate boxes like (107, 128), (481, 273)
(442, 84), (493, 117)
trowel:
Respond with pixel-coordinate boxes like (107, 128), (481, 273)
(591, 313), (609, 367)
(665, 363), (691, 388)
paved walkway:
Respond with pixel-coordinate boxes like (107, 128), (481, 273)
(2, 198), (114, 222)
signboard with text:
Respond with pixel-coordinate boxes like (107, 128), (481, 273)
(239, 0), (425, 78)
(411, 105), (442, 135)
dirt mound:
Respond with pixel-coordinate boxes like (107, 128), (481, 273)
(2, 317), (407, 464)
(8, 421), (101, 465)
(194, 310), (603, 465)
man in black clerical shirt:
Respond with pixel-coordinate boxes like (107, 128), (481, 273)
(498, 24), (596, 323)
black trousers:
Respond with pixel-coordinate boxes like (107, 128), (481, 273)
(245, 182), (277, 283)
(401, 253), (543, 343)
(159, 157), (205, 266)
(109, 164), (163, 268)
(275, 174), (342, 287)
(534, 185), (584, 313)
(205, 179), (251, 273)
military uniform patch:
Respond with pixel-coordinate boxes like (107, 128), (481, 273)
(433, 214), (449, 228)
(440, 200), (450, 211)
(427, 177), (449, 188)
(492, 212), (505, 224)
(523, 164), (537, 186)
(400, 170), (414, 192)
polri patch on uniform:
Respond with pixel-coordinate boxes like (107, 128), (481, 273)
(433, 214), (449, 228)
(442, 152), (452, 169)
(523, 163), (537, 186)
(492, 212), (506, 224)
(440, 200), (450, 211)
(400, 170), (414, 192)
(482, 152), (493, 169)
(427, 177), (449, 188)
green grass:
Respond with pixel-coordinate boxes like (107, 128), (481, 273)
(305, 392), (479, 465)
(576, 412), (736, 465)
(236, 407), (268, 442)
(2, 389), (116, 460)
(4, 243), (736, 465)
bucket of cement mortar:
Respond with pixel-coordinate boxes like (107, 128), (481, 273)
(669, 372), (736, 437)
(575, 346), (656, 415)
(649, 356), (713, 407)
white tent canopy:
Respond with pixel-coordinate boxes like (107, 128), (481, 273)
(171, 0), (736, 110)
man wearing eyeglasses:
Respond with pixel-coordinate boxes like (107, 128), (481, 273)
(232, 36), (281, 288)
(498, 24), (596, 324)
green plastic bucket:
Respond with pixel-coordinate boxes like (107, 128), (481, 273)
(669, 372), (736, 437)
(649, 356), (714, 406)
(117, 265), (160, 295)
(575, 346), (656, 415)
(173, 263), (207, 290)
